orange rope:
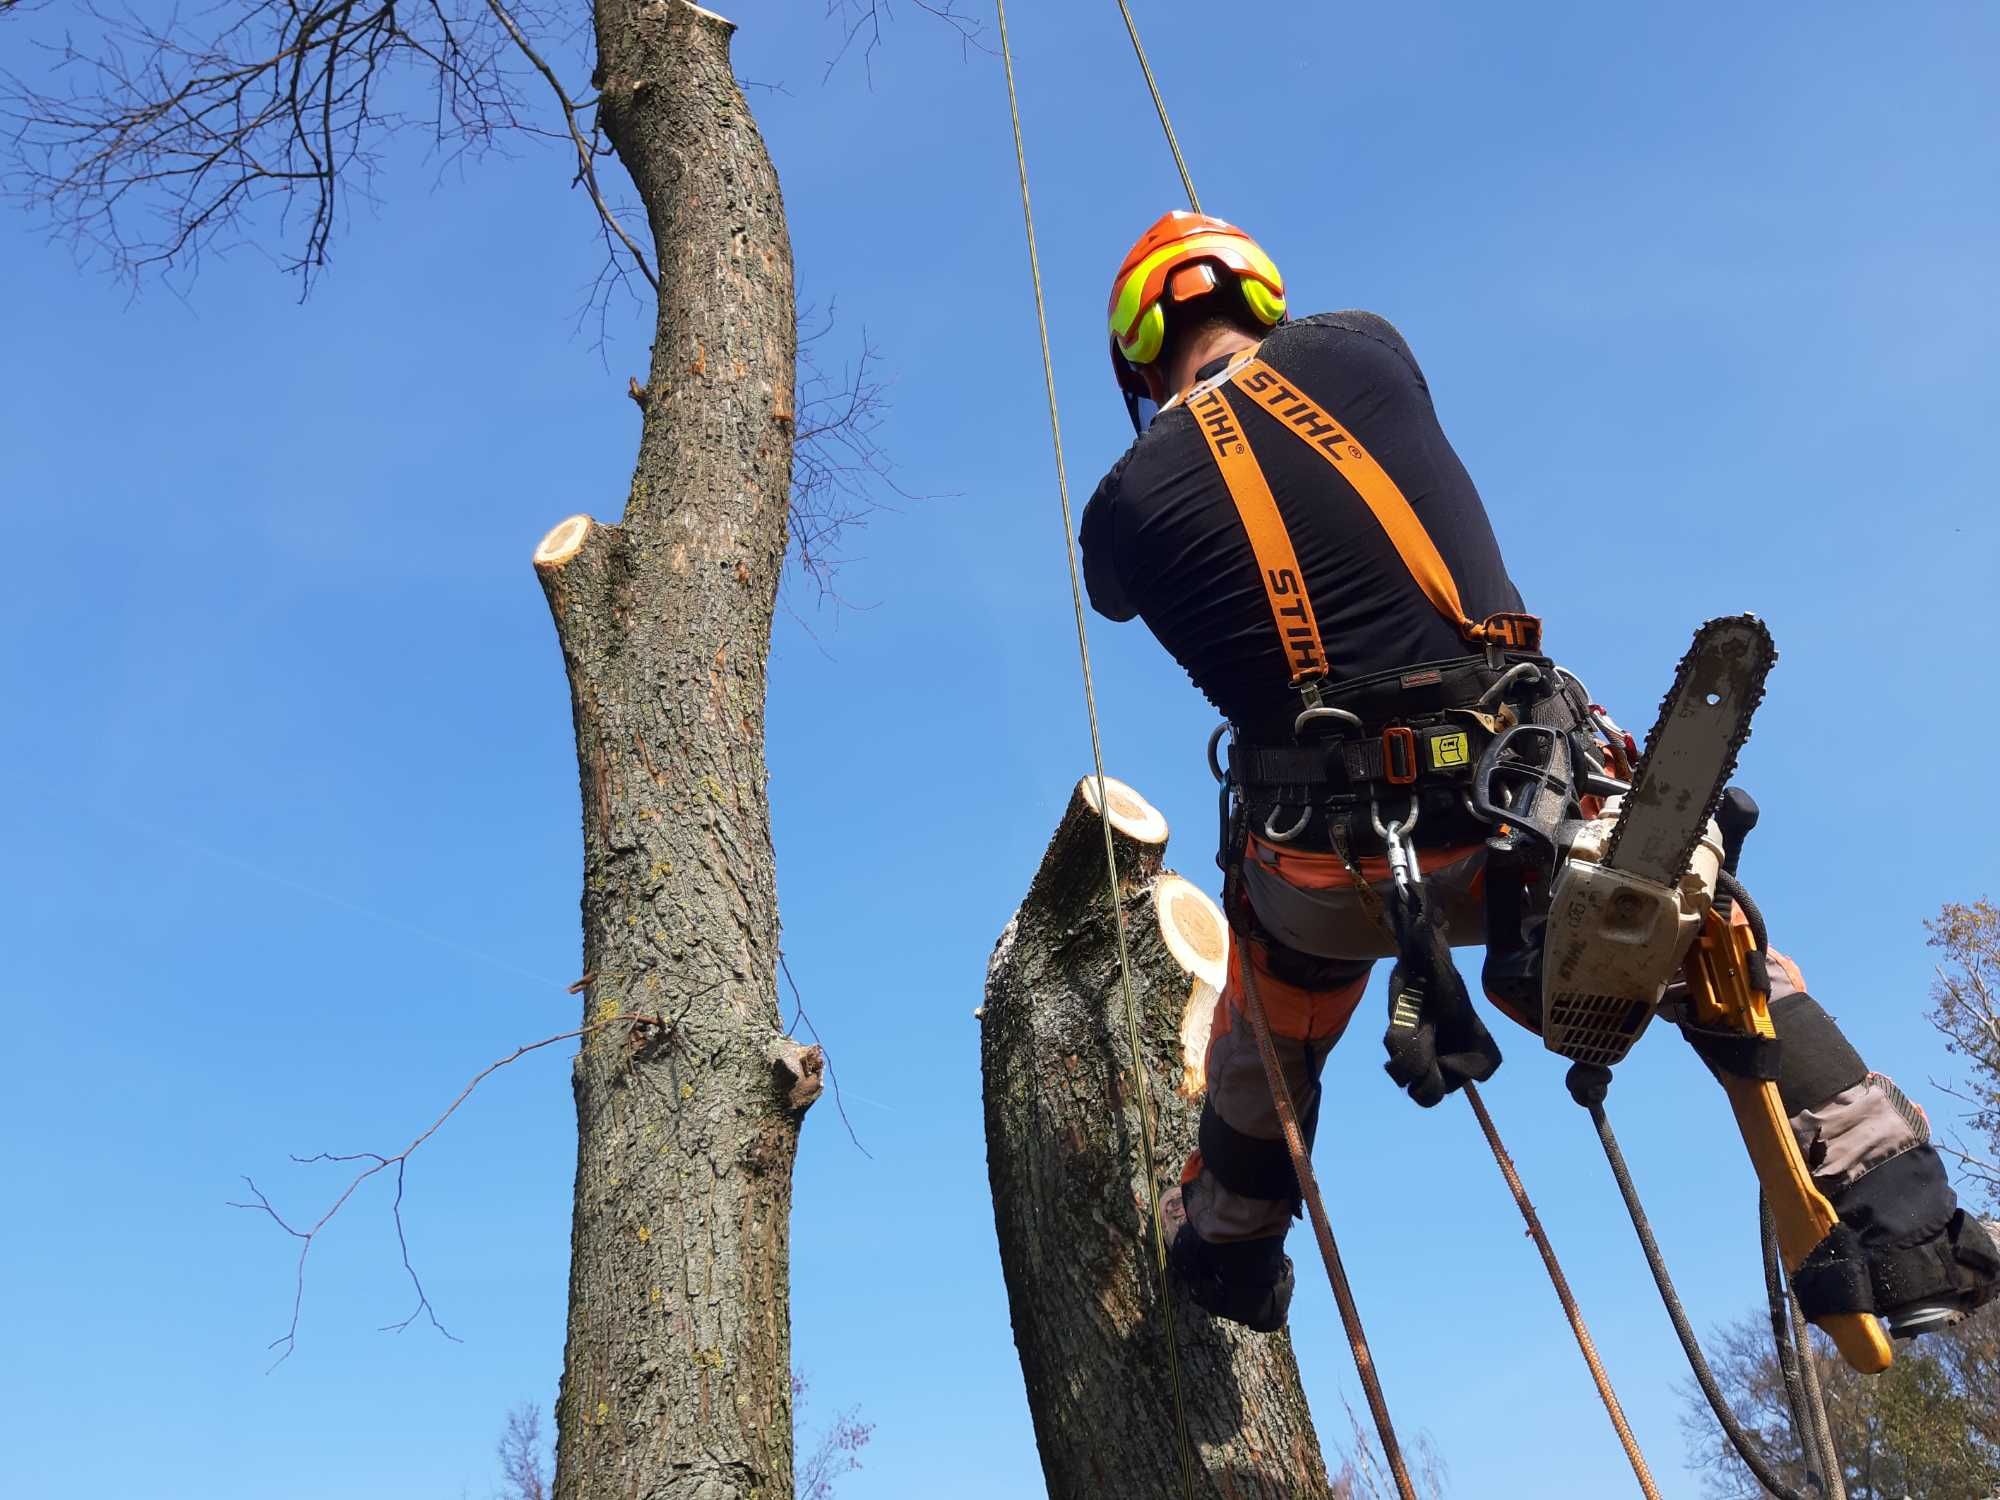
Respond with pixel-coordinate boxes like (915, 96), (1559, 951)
(1237, 953), (1419, 1500)
(1462, 1081), (1663, 1499)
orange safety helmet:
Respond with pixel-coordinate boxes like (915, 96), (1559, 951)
(1107, 211), (1286, 432)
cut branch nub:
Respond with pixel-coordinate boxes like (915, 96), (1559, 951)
(534, 514), (594, 571)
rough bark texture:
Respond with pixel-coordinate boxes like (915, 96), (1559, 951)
(983, 780), (1335, 1499)
(540, 5), (804, 1497)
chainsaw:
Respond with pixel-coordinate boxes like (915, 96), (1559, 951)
(1537, 615), (1894, 1374)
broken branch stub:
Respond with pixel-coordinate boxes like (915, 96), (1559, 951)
(983, 777), (1332, 1498)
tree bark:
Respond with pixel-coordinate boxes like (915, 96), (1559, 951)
(983, 777), (1335, 1499)
(539, 5), (806, 1497)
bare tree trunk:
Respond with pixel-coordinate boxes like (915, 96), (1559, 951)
(537, 6), (812, 1496)
(983, 778), (1335, 1499)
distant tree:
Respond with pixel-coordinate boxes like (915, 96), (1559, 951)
(790, 1372), (872, 1500)
(496, 1404), (551, 1500)
(1680, 1309), (1998, 1499)
(1327, 1396), (1448, 1499)
(1927, 899), (2000, 1208)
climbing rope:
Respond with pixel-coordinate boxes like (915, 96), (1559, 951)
(1237, 957), (1420, 1500)
(1763, 1203), (1845, 1497)
(1579, 1078), (1826, 1500)
(1461, 1080), (1663, 1499)
(993, 4), (1200, 1495)
(1112, 0), (1201, 213)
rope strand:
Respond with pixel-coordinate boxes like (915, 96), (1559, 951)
(994, 6), (1199, 1495)
(1463, 1081), (1661, 1498)
(1111, 0), (1201, 212)
(1238, 955), (1419, 1500)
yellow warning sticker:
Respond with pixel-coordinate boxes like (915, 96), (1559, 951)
(1430, 731), (1472, 770)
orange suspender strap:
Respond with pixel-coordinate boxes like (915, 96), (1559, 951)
(1221, 357), (1541, 653)
(1186, 383), (1330, 686)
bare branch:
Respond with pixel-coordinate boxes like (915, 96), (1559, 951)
(787, 301), (946, 598)
(791, 1371), (875, 1500)
(823, 0), (985, 83)
(228, 1004), (678, 1368)
(1926, 899), (2000, 1214)
(480, 0), (653, 288)
(0, 1), (647, 293)
(779, 950), (869, 1158)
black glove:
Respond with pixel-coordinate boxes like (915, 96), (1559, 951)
(1382, 895), (1501, 1108)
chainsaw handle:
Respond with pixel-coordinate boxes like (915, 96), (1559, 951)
(1716, 786), (1760, 877)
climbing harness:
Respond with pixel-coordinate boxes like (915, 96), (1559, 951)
(1009, 3), (1873, 1496)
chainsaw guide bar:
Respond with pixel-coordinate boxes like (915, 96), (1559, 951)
(1604, 615), (1778, 886)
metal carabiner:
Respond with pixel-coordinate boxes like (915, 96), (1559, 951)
(1294, 705), (1363, 740)
(1263, 802), (1312, 844)
(1477, 661), (1543, 713)
(1207, 721), (1232, 784)
(1371, 793), (1423, 897)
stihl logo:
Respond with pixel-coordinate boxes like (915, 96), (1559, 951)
(1240, 366), (1363, 461)
(1266, 567), (1317, 672)
(1189, 389), (1244, 455)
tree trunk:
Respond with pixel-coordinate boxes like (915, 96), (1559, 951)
(983, 777), (1335, 1499)
(539, 5), (809, 1497)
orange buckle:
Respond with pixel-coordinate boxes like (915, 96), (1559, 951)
(1382, 726), (1418, 785)
(1472, 612), (1544, 653)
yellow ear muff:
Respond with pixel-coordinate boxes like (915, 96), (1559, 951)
(1119, 302), (1166, 366)
(1240, 277), (1286, 328)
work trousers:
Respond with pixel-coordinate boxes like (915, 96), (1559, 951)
(1181, 834), (1937, 1252)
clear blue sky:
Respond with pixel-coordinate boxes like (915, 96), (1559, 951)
(3, 3), (1997, 1496)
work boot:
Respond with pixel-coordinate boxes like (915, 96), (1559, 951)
(1167, 1215), (1295, 1333)
(1877, 1210), (2000, 1340)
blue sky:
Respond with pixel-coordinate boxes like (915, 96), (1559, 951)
(3, 2), (1997, 1496)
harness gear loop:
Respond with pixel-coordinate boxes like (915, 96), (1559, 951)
(994, 6), (1199, 1495)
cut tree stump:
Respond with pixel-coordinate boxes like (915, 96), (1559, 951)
(983, 775), (1333, 1499)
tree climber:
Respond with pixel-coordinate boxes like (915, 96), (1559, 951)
(1080, 210), (2000, 1336)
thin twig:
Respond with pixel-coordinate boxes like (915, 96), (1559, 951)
(229, 1006), (673, 1369)
(480, 0), (655, 288)
(779, 951), (870, 1158)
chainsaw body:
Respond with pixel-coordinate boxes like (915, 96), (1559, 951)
(1541, 803), (1720, 1067)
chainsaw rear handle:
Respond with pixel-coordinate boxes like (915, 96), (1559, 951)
(1686, 913), (1893, 1374)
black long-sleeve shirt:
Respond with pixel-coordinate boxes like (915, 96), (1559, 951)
(1080, 311), (1525, 737)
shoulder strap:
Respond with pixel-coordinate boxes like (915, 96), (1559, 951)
(1186, 383), (1329, 686)
(1221, 357), (1541, 654)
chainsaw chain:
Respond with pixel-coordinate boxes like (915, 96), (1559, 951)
(1602, 614), (1778, 882)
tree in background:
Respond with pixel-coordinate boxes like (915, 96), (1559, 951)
(0, 4), (962, 1494)
(1327, 1397), (1448, 1500)
(1682, 898), (2000, 1497)
(497, 1405), (551, 1500)
(1927, 899), (2000, 1207)
(790, 1372), (872, 1500)
(493, 1388), (864, 1500)
(1680, 1308), (1998, 1500)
